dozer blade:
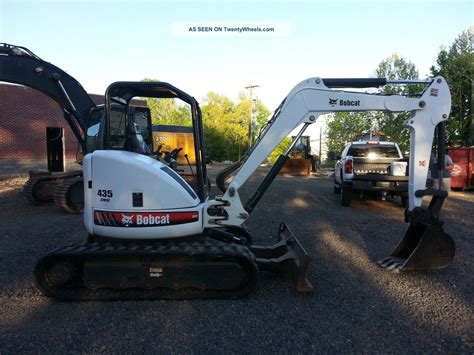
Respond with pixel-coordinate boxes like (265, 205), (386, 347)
(378, 223), (455, 272)
(250, 223), (313, 293)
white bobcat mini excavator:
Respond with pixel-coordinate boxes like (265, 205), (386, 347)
(33, 77), (455, 300)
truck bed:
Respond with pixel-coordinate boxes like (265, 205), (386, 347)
(352, 158), (407, 180)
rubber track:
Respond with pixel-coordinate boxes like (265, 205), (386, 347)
(53, 176), (84, 214)
(34, 238), (259, 301)
(23, 177), (41, 204)
(23, 177), (57, 205)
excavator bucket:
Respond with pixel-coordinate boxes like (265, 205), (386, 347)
(378, 223), (455, 272)
(378, 192), (455, 273)
(250, 223), (313, 293)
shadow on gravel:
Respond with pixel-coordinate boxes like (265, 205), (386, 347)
(239, 170), (473, 351)
(1, 170), (472, 353)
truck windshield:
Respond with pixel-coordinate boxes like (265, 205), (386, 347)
(348, 145), (400, 158)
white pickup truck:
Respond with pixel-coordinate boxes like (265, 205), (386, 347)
(333, 141), (408, 207)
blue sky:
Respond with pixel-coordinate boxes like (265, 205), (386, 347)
(1, 0), (472, 109)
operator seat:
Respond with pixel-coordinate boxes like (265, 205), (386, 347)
(125, 122), (152, 155)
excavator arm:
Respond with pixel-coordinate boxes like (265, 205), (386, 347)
(208, 76), (450, 224)
(0, 43), (97, 150)
(206, 76), (454, 273)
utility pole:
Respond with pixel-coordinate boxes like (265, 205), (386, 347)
(319, 124), (322, 166)
(245, 84), (259, 148)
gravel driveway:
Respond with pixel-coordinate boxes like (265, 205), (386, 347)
(0, 167), (472, 353)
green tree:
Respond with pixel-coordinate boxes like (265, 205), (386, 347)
(234, 92), (272, 144)
(372, 53), (423, 152)
(255, 98), (272, 128)
(139, 81), (273, 162)
(325, 54), (421, 154)
(268, 137), (292, 164)
(326, 112), (373, 154)
(140, 78), (191, 126)
(201, 92), (248, 161)
(201, 92), (271, 161)
(430, 30), (473, 145)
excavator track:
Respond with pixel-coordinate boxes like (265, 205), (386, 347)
(53, 176), (84, 214)
(23, 171), (83, 212)
(34, 237), (259, 301)
(23, 177), (40, 204)
(23, 176), (58, 204)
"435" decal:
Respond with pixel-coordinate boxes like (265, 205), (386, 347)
(97, 189), (113, 202)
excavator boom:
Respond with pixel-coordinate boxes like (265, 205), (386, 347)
(207, 76), (454, 273)
(0, 43), (97, 148)
(0, 43), (102, 213)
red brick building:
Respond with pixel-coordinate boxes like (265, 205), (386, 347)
(0, 84), (146, 177)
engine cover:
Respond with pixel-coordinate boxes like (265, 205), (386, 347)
(83, 151), (203, 239)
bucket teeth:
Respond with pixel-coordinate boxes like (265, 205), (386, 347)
(377, 257), (405, 273)
(379, 217), (455, 272)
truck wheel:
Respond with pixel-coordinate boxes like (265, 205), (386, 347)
(334, 177), (341, 194)
(400, 194), (408, 208)
(340, 182), (352, 207)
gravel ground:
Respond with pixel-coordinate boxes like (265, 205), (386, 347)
(0, 168), (473, 353)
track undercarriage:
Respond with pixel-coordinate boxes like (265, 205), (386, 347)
(34, 223), (312, 301)
(23, 170), (84, 213)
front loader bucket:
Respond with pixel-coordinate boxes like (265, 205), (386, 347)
(279, 159), (311, 176)
(378, 223), (455, 272)
(250, 223), (313, 293)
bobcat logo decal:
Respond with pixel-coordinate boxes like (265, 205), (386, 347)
(121, 213), (134, 227)
(329, 98), (338, 107)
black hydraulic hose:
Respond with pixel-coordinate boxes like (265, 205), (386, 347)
(322, 78), (387, 88)
(184, 154), (195, 176)
(216, 160), (243, 193)
(245, 155), (289, 213)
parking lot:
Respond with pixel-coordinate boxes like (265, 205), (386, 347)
(0, 167), (473, 353)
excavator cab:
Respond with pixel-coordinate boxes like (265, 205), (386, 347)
(84, 104), (153, 155)
(84, 107), (104, 154)
(107, 100), (153, 153)
(104, 81), (209, 200)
